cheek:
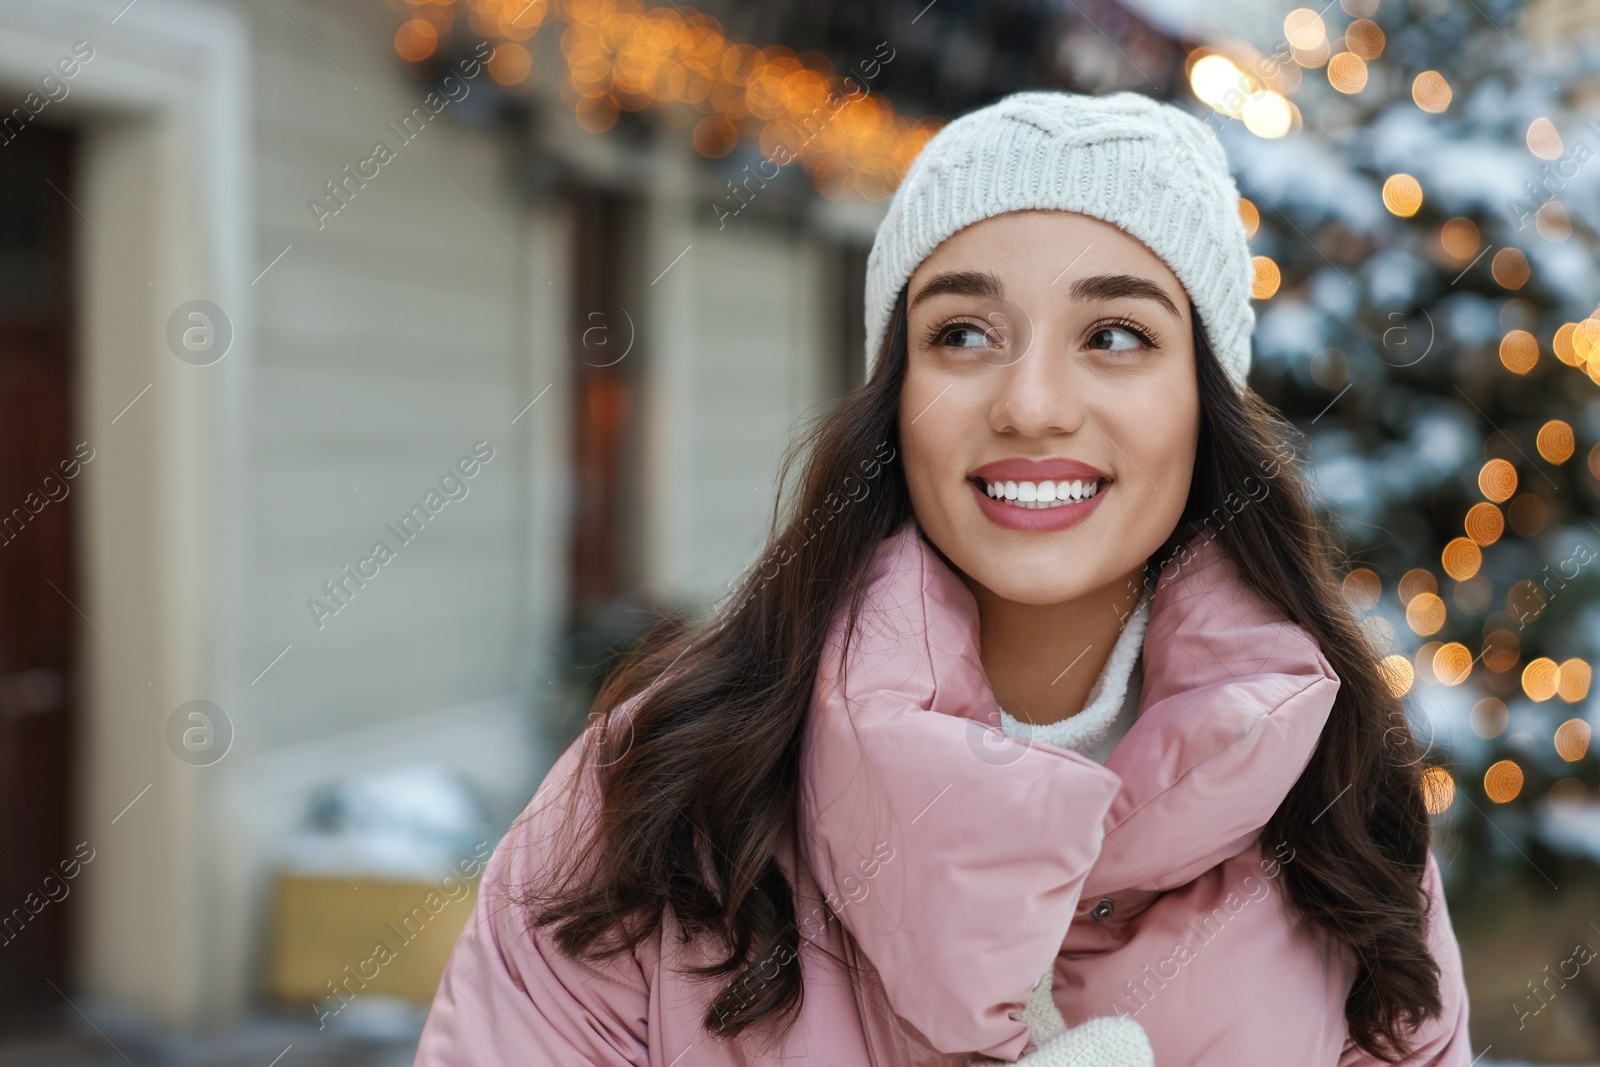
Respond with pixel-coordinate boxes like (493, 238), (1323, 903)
(1107, 372), (1199, 511)
(898, 382), (947, 501)
(898, 367), (988, 524)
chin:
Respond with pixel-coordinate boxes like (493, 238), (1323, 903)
(991, 577), (1096, 605)
(956, 552), (1101, 605)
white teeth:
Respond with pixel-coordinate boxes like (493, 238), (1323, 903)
(982, 478), (1102, 508)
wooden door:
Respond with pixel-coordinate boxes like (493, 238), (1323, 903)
(0, 124), (79, 1020)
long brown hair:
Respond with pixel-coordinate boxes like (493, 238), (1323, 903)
(520, 289), (1444, 1061)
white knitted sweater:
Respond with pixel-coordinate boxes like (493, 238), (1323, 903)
(995, 589), (1152, 763)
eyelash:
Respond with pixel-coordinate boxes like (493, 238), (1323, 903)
(921, 316), (1162, 351)
(921, 319), (995, 349)
(1095, 316), (1162, 350)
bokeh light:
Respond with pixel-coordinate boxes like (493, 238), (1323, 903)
(1478, 459), (1517, 502)
(1522, 657), (1559, 700)
(1378, 654), (1415, 697)
(1554, 718), (1592, 761)
(1471, 696), (1509, 738)
(1536, 419), (1574, 463)
(1485, 759), (1524, 803)
(1422, 766), (1456, 814)
(1413, 70), (1452, 111)
(1252, 255), (1281, 298)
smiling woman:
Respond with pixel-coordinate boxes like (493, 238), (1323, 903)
(414, 90), (1471, 1067)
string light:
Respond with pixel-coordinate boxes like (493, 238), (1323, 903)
(390, 0), (937, 202)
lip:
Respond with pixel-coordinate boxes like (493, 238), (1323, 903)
(970, 458), (1108, 483)
(968, 457), (1111, 533)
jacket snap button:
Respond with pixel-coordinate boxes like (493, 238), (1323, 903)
(1090, 897), (1115, 921)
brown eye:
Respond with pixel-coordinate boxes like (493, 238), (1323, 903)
(1088, 322), (1156, 351)
(938, 323), (999, 349)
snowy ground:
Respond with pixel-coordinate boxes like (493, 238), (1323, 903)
(0, 998), (424, 1067)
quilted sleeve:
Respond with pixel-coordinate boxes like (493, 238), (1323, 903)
(413, 737), (652, 1067)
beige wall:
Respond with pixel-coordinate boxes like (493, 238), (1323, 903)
(223, 0), (570, 1023)
(0, 0), (565, 1026)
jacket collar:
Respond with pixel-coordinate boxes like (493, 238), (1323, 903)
(895, 517), (1339, 896)
(797, 518), (1340, 1058)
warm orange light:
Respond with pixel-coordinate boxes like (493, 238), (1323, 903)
(1378, 654), (1414, 697)
(1537, 420), (1575, 463)
(1500, 330), (1538, 374)
(512, 0), (931, 204)
(1568, 319), (1600, 368)
(1554, 718), (1592, 761)
(1284, 8), (1327, 49)
(1557, 658), (1591, 702)
(488, 41), (534, 85)
(1238, 198), (1260, 238)
(1328, 52), (1368, 93)
(1406, 592), (1446, 636)
(1345, 19), (1385, 60)
(1478, 459), (1517, 502)
(1464, 502), (1504, 545)
(1413, 70), (1451, 112)
(1383, 173), (1423, 217)
(1251, 256), (1281, 298)
(1441, 538), (1481, 581)
(394, 18), (440, 62)
(1527, 117), (1564, 160)
(1492, 248), (1531, 289)
(1432, 642), (1473, 685)
(1484, 759), (1524, 803)
(1421, 766), (1455, 814)
(1523, 657), (1560, 701)
(1554, 322), (1585, 365)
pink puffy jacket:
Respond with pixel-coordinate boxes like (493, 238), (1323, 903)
(414, 520), (1473, 1066)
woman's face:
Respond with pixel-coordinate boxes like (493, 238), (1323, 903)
(899, 210), (1200, 607)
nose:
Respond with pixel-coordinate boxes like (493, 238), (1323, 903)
(990, 323), (1085, 437)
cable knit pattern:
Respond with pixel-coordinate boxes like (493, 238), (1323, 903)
(864, 90), (1255, 389)
(996, 588), (1151, 762)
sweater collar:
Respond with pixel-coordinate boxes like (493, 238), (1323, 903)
(996, 588), (1151, 758)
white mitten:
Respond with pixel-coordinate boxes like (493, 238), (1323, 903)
(966, 968), (1153, 1067)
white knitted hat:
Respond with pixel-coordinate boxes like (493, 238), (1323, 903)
(864, 90), (1256, 389)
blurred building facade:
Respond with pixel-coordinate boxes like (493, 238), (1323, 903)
(0, 0), (900, 1032)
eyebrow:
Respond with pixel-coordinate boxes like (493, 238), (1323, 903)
(908, 269), (1181, 319)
